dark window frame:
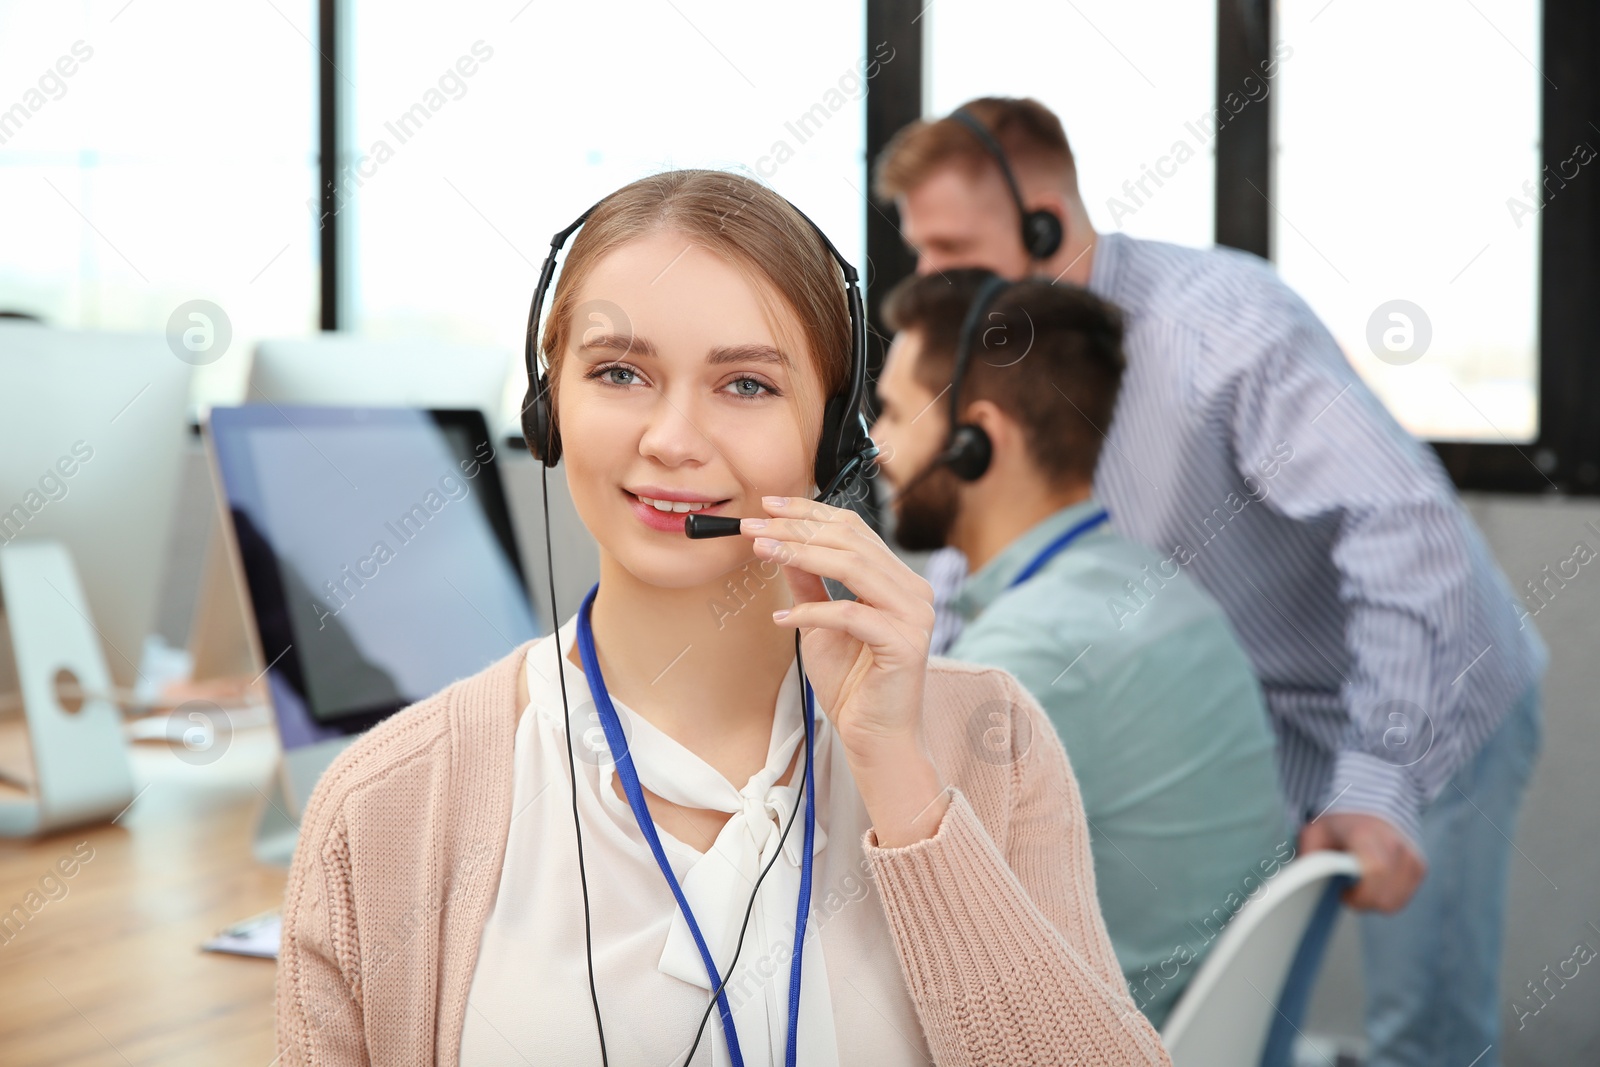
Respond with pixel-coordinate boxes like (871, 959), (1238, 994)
(318, 0), (340, 330)
(1212, 0), (1597, 496)
(862, 0), (925, 397)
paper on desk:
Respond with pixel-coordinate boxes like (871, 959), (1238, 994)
(202, 909), (281, 959)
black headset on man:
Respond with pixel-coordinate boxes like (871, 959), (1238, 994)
(948, 105), (1064, 262)
(882, 270), (1015, 503)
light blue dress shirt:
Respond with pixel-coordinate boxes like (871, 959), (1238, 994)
(946, 497), (1289, 1028)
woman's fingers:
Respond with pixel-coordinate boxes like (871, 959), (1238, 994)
(743, 496), (935, 618)
(773, 551), (831, 607)
(753, 495), (874, 543)
(753, 536), (933, 639)
(770, 596), (929, 666)
(743, 495), (937, 659)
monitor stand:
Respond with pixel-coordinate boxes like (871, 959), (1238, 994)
(252, 770), (299, 866)
(251, 737), (352, 867)
(0, 540), (136, 837)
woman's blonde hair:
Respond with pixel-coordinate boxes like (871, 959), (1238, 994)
(536, 169), (852, 451)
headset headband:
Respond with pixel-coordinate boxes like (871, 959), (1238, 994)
(948, 107), (1065, 262)
(522, 198), (603, 392)
(950, 273), (1014, 426)
(949, 110), (1030, 222)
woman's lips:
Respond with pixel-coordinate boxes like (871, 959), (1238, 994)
(624, 489), (732, 533)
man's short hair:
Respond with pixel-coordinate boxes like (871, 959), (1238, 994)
(873, 96), (1076, 202)
(881, 269), (1125, 488)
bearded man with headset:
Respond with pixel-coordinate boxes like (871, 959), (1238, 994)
(870, 267), (1287, 1030)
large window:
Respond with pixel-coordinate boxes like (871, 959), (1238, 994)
(925, 0), (1218, 249)
(1273, 0), (1542, 443)
(0, 0), (319, 415)
(5, 1), (1564, 466)
(344, 0), (871, 426)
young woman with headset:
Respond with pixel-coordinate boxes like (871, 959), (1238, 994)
(274, 169), (1170, 1066)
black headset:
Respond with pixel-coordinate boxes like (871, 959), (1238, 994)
(895, 272), (1013, 495)
(948, 107), (1064, 262)
(521, 189), (878, 504)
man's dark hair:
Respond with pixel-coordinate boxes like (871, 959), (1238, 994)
(881, 269), (1125, 488)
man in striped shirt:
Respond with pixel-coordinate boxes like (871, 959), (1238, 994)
(874, 97), (1546, 1067)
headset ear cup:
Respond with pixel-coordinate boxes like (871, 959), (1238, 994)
(946, 423), (993, 481)
(520, 386), (541, 460)
(814, 395), (845, 493)
(1024, 210), (1064, 260)
(522, 372), (561, 467)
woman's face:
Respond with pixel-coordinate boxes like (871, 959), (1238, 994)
(556, 229), (826, 589)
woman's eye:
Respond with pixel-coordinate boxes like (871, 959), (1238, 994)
(728, 376), (777, 399)
(588, 364), (638, 387)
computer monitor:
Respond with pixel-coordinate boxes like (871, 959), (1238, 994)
(0, 325), (192, 692)
(204, 405), (540, 818)
(247, 335), (514, 436)
(187, 335), (519, 686)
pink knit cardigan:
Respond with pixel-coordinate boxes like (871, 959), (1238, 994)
(274, 638), (1171, 1065)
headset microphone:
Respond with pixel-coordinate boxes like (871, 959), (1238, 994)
(684, 448), (876, 539)
(685, 514), (741, 538)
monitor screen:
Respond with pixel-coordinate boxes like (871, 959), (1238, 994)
(207, 405), (540, 733)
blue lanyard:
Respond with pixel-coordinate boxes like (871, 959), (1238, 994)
(574, 582), (817, 1067)
(1006, 508), (1111, 589)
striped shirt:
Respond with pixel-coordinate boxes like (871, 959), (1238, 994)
(924, 231), (1547, 848)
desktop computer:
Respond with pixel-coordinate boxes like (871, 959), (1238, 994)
(184, 335), (522, 688)
(0, 325), (192, 834)
(203, 404), (540, 861)
(0, 324), (193, 693)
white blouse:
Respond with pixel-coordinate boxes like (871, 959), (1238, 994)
(459, 614), (930, 1066)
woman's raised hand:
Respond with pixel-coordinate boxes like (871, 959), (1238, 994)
(741, 495), (949, 846)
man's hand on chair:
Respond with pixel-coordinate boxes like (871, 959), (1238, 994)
(1299, 812), (1426, 913)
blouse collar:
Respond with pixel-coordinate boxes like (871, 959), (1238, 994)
(523, 615), (832, 993)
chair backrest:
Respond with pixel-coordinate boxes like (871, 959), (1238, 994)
(1160, 851), (1360, 1067)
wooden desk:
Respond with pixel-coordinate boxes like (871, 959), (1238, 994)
(0, 720), (287, 1066)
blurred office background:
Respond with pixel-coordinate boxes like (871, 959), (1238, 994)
(1, 1), (1596, 1063)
